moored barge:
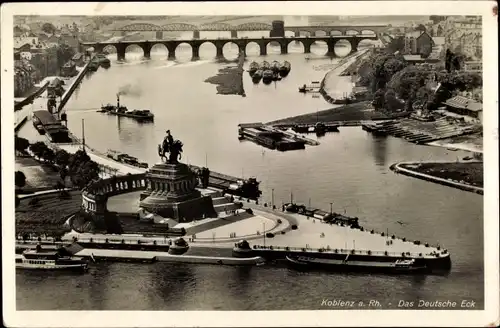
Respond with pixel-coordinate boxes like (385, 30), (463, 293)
(248, 61), (260, 76)
(32, 110), (71, 143)
(279, 61), (291, 77)
(99, 94), (154, 122)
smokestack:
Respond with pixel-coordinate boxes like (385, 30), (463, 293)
(117, 94), (120, 108)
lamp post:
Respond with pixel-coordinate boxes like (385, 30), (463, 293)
(263, 221), (266, 247)
(330, 202), (333, 214)
(271, 188), (274, 209)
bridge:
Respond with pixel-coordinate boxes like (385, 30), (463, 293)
(81, 35), (378, 61)
(112, 22), (387, 39)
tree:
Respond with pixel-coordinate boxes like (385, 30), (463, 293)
(29, 141), (49, 160)
(372, 89), (386, 110)
(55, 149), (71, 168)
(15, 171), (27, 188)
(41, 147), (55, 163)
(415, 24), (426, 32)
(384, 89), (404, 112)
(41, 22), (56, 34)
(56, 43), (76, 74)
(70, 159), (100, 189)
(430, 16), (446, 24)
(15, 136), (30, 154)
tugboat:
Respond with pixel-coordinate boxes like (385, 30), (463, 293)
(262, 70), (274, 84)
(98, 94), (154, 122)
(168, 238), (189, 255)
(232, 240), (254, 258)
(252, 69), (263, 84)
(16, 245), (89, 272)
(279, 61), (291, 77)
(248, 61), (260, 77)
(286, 256), (427, 274)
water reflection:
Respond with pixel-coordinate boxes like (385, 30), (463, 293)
(370, 135), (388, 167)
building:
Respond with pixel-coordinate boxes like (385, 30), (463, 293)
(463, 61), (482, 72)
(61, 60), (77, 77)
(14, 60), (36, 97)
(72, 53), (85, 67)
(404, 31), (434, 57)
(443, 96), (483, 122)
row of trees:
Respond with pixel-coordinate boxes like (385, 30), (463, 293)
(358, 52), (482, 112)
(15, 136), (101, 191)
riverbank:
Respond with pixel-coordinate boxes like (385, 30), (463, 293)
(390, 161), (483, 195)
(268, 101), (390, 125)
(204, 54), (245, 96)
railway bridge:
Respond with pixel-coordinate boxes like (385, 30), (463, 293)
(81, 34), (378, 61)
(111, 22), (387, 39)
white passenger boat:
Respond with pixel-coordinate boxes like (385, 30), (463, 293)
(16, 246), (89, 272)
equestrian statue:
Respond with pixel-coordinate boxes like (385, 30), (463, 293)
(158, 130), (183, 163)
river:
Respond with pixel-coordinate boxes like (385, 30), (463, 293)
(16, 31), (483, 310)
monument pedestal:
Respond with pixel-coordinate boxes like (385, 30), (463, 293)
(139, 162), (217, 222)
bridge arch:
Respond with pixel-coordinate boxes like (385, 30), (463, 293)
(287, 39), (304, 53)
(330, 30), (343, 36)
(310, 40), (328, 56)
(222, 41), (241, 60)
(102, 44), (118, 55)
(345, 30), (360, 36)
(244, 41), (260, 56)
(150, 43), (169, 58)
(199, 41), (217, 59)
(118, 23), (161, 32)
(161, 23), (198, 31)
(236, 22), (272, 31)
(175, 42), (194, 61)
(360, 29), (377, 35)
(298, 30), (312, 37)
(314, 30), (327, 37)
(334, 39), (352, 57)
(265, 40), (282, 55)
(125, 44), (145, 59)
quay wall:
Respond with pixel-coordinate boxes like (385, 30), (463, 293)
(57, 58), (92, 113)
(14, 81), (50, 112)
(390, 162), (484, 195)
(14, 116), (28, 132)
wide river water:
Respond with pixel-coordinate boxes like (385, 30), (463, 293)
(16, 33), (484, 310)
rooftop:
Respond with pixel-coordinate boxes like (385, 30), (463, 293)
(444, 96), (483, 112)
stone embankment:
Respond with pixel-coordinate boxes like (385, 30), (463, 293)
(390, 161), (483, 195)
(204, 53), (246, 97)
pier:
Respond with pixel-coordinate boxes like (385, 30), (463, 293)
(238, 122), (319, 151)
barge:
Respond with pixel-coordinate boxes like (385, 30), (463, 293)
(262, 70), (274, 85)
(238, 123), (307, 151)
(106, 149), (149, 168)
(32, 110), (71, 143)
(279, 61), (291, 77)
(248, 61), (260, 76)
(252, 69), (263, 84)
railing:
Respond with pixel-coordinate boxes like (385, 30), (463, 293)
(252, 244), (448, 259)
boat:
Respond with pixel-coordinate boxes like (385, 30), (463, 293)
(16, 245), (88, 272)
(271, 61), (280, 73)
(272, 71), (281, 81)
(286, 256), (427, 274)
(98, 94), (154, 122)
(261, 61), (270, 69)
(32, 110), (70, 142)
(252, 69), (263, 84)
(95, 53), (111, 68)
(168, 237), (190, 255)
(463, 156), (473, 161)
(279, 61), (291, 77)
(106, 149), (149, 168)
(262, 70), (274, 84)
(248, 61), (260, 76)
(87, 59), (100, 72)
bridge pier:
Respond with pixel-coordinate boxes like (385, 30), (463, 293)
(259, 43), (267, 56)
(216, 44), (224, 60)
(166, 44), (176, 60)
(192, 44), (200, 61)
(326, 40), (337, 57)
(143, 42), (152, 59)
(349, 40), (360, 54)
(230, 30), (238, 38)
(280, 43), (288, 55)
(304, 42), (311, 54)
(117, 45), (126, 61)
(155, 31), (163, 40)
(295, 31), (300, 37)
(193, 30), (200, 39)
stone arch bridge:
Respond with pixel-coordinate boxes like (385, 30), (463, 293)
(81, 34), (378, 61)
(112, 22), (386, 39)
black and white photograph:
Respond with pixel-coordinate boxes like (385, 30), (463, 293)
(2, 1), (498, 327)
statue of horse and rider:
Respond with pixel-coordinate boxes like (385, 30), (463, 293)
(158, 130), (183, 163)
